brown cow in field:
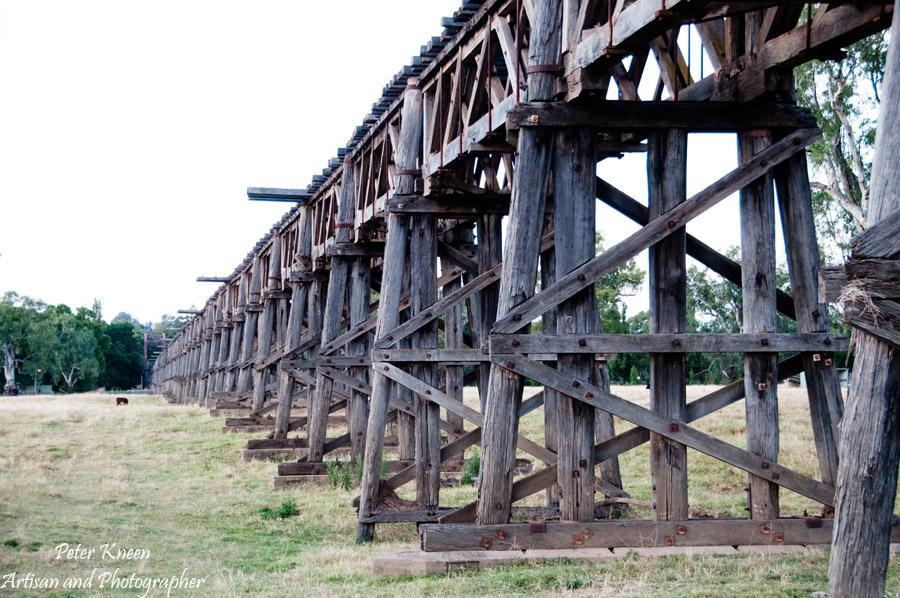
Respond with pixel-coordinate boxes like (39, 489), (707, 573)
(115, 397), (128, 406)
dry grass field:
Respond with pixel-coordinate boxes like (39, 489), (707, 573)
(0, 387), (897, 596)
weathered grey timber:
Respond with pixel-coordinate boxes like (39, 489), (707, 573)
(552, 127), (598, 522)
(775, 145), (843, 487)
(648, 129), (689, 522)
(308, 161), (357, 463)
(274, 206), (313, 439)
(357, 81), (422, 542)
(411, 209), (441, 508)
(150, 0), (895, 569)
(422, 519), (900, 552)
(476, 0), (564, 526)
(738, 57), (780, 518)
(829, 5), (900, 594)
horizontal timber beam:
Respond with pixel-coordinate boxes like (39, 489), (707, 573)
(421, 519), (900, 552)
(490, 333), (847, 354)
(196, 277), (231, 283)
(247, 187), (312, 202)
(508, 101), (816, 131)
(325, 242), (385, 257)
(388, 194), (511, 216)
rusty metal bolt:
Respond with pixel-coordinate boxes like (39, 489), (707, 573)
(572, 380), (581, 389)
(758, 382), (767, 392)
(665, 535), (675, 546)
(481, 537), (493, 549)
(511, 339), (521, 347)
(761, 338), (769, 346)
(670, 423), (680, 433)
(572, 470), (581, 479)
(585, 392), (594, 399)
(529, 114), (540, 124)
(506, 361), (515, 369)
(578, 338), (587, 347)
(760, 523), (772, 534)
(761, 461), (770, 469)
(676, 525), (687, 535)
(772, 472), (780, 480)
(825, 358), (832, 367)
(813, 353), (821, 362)
(496, 530), (506, 541)
(773, 532), (784, 543)
(512, 314), (522, 322)
(579, 459), (587, 468)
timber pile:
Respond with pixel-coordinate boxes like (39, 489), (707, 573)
(147, 0), (898, 575)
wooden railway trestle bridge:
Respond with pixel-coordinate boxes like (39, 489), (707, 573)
(153, 0), (899, 553)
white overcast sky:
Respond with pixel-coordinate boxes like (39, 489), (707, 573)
(0, 1), (786, 323)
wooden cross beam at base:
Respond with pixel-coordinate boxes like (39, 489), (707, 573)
(420, 518), (900, 552)
(440, 354), (806, 524)
(496, 354), (833, 506)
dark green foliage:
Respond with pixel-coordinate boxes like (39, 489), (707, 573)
(460, 450), (480, 485)
(259, 498), (300, 520)
(101, 322), (143, 390)
(0, 292), (149, 393)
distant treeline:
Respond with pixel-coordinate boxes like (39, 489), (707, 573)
(1, 292), (188, 394)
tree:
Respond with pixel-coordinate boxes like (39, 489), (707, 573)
(796, 30), (887, 258)
(30, 309), (101, 393)
(0, 292), (46, 394)
(102, 321), (143, 390)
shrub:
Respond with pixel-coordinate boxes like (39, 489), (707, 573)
(460, 450), (480, 485)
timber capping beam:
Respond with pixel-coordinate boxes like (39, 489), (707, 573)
(420, 520), (900, 552)
(387, 194), (511, 216)
(325, 242), (386, 257)
(247, 187), (312, 203)
(196, 276), (231, 283)
(507, 101), (818, 132)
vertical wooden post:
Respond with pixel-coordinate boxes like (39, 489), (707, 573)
(214, 289), (232, 393)
(224, 277), (247, 392)
(553, 127), (598, 521)
(347, 253), (372, 463)
(830, 8), (900, 593)
(441, 252), (466, 469)
(474, 215), (502, 410)
(775, 148), (843, 487)
(309, 162), (357, 462)
(357, 79), (422, 541)
(539, 214), (560, 508)
(396, 262), (416, 461)
(252, 237), (282, 411)
(411, 212), (440, 507)
(477, 0), (563, 525)
(739, 127), (780, 519)
(237, 259), (263, 394)
(648, 129), (689, 520)
(274, 207), (312, 440)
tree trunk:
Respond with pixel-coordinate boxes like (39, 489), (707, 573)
(828, 4), (900, 594)
(2, 342), (16, 393)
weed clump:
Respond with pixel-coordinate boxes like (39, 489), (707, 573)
(259, 498), (300, 520)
